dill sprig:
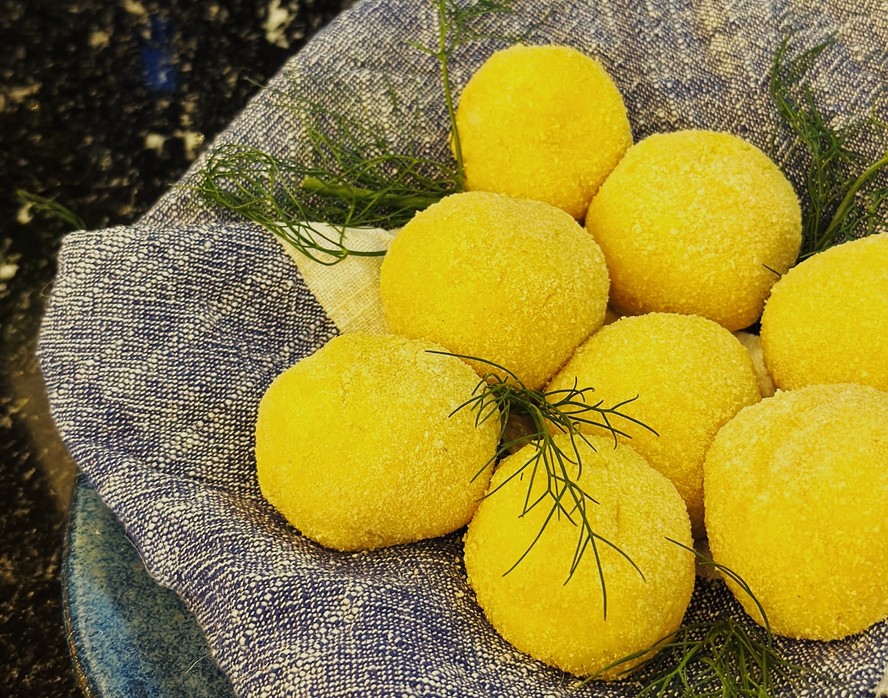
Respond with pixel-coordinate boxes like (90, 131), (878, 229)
(591, 539), (815, 696)
(411, 0), (519, 186)
(608, 617), (807, 697)
(15, 189), (86, 230)
(197, 0), (520, 263)
(195, 128), (455, 265)
(769, 37), (887, 259)
(434, 351), (656, 619)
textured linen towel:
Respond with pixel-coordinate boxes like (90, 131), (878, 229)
(39, 0), (887, 696)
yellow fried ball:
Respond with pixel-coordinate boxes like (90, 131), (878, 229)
(379, 191), (610, 390)
(255, 333), (499, 551)
(455, 44), (632, 219)
(760, 234), (888, 391)
(585, 130), (802, 331)
(704, 383), (888, 640)
(546, 313), (760, 535)
(464, 435), (695, 677)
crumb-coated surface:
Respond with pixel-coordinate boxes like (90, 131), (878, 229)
(464, 435), (694, 678)
(546, 313), (760, 536)
(255, 333), (499, 552)
(585, 130), (801, 331)
(704, 384), (888, 640)
(761, 234), (888, 392)
(379, 191), (610, 390)
(456, 44), (632, 219)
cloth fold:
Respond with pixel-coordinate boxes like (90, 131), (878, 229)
(39, 0), (887, 695)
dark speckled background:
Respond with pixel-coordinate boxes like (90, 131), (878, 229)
(0, 1), (346, 694)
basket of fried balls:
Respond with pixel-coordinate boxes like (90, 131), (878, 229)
(254, 45), (888, 682)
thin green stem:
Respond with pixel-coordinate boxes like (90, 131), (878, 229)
(812, 151), (888, 255)
(432, 349), (653, 619)
(770, 37), (887, 260)
(300, 175), (443, 212)
(197, 0), (526, 263)
(436, 0), (465, 190)
(15, 189), (86, 230)
(586, 542), (817, 694)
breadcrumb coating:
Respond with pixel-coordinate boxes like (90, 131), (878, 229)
(456, 44), (632, 219)
(585, 130), (801, 331)
(704, 384), (888, 640)
(464, 435), (694, 678)
(379, 191), (610, 390)
(255, 333), (499, 551)
(546, 313), (760, 536)
(760, 234), (888, 391)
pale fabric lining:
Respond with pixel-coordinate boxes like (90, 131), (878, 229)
(278, 223), (394, 335)
(876, 665), (888, 698)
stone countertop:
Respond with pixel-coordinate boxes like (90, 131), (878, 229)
(0, 1), (346, 694)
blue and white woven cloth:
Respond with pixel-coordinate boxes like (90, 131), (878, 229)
(39, 1), (887, 696)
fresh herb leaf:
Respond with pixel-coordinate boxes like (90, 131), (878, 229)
(15, 189), (86, 231)
(433, 350), (656, 619)
(198, 0), (521, 263)
(590, 540), (817, 696)
(769, 37), (887, 259)
(195, 133), (454, 264)
(411, 0), (520, 187)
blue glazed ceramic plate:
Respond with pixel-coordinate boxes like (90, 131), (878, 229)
(63, 476), (234, 697)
